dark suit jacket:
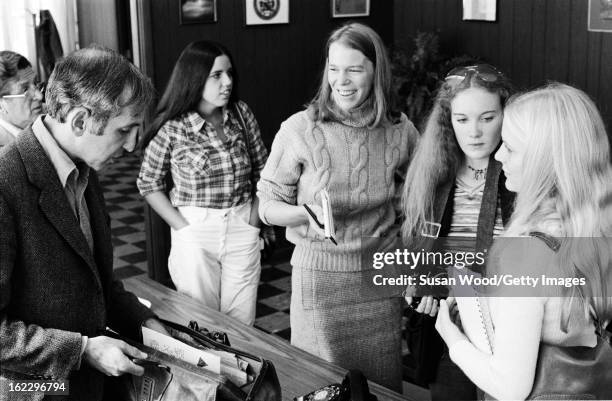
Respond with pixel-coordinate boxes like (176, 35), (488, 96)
(0, 128), (155, 400)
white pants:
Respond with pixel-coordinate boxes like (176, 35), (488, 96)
(168, 201), (261, 325)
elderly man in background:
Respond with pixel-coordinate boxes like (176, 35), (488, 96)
(0, 51), (43, 147)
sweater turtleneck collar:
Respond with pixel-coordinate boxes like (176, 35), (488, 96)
(329, 97), (377, 128)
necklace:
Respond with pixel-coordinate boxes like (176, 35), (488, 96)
(467, 165), (487, 180)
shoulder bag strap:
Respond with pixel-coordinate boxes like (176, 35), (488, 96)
(233, 102), (250, 150)
(233, 102), (256, 187)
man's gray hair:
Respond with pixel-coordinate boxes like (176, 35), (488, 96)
(0, 51), (32, 96)
(45, 45), (154, 133)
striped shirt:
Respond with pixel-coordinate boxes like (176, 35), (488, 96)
(449, 176), (505, 239)
(138, 101), (268, 208)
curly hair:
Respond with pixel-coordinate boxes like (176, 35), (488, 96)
(401, 66), (514, 240)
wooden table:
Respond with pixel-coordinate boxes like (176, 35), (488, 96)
(125, 275), (414, 401)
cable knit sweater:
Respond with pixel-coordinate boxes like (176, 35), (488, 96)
(257, 110), (418, 271)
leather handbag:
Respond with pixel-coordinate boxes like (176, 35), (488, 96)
(527, 336), (612, 400)
(473, 233), (612, 400)
(524, 233), (612, 400)
(523, 233), (612, 400)
(118, 319), (282, 401)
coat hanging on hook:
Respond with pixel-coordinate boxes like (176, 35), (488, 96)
(36, 9), (63, 81)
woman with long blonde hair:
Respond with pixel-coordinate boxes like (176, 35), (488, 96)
(436, 83), (612, 400)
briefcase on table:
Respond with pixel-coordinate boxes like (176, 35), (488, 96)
(118, 319), (281, 401)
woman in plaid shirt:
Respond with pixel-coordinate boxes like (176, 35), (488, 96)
(137, 41), (269, 325)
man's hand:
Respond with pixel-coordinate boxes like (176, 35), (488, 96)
(84, 336), (147, 376)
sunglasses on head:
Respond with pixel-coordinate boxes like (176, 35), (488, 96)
(445, 64), (504, 83)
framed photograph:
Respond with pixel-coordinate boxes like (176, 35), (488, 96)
(180, 0), (217, 25)
(462, 0), (496, 22)
(245, 0), (289, 26)
(588, 0), (612, 32)
(331, 0), (370, 18)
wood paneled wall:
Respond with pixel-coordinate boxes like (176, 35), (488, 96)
(394, 0), (612, 138)
(77, 0), (118, 50)
(148, 0), (394, 147)
(143, 0), (393, 283)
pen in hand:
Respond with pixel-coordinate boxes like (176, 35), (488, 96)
(303, 204), (324, 229)
(303, 204), (337, 245)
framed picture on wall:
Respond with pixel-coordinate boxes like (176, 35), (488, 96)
(245, 0), (289, 25)
(588, 0), (612, 32)
(179, 0), (217, 24)
(331, 0), (370, 18)
(462, 0), (496, 22)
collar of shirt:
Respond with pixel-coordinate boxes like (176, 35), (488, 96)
(184, 107), (232, 133)
(0, 117), (21, 138)
(31, 115), (90, 189)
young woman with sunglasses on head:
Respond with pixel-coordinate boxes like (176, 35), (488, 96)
(401, 64), (515, 400)
(435, 83), (612, 400)
(257, 23), (419, 390)
(137, 41), (270, 326)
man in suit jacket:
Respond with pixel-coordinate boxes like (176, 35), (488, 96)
(0, 46), (163, 400)
(0, 51), (43, 147)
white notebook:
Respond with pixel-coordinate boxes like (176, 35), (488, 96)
(456, 296), (493, 355)
(452, 268), (494, 354)
(320, 189), (337, 245)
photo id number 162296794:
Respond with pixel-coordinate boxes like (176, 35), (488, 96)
(6, 380), (69, 395)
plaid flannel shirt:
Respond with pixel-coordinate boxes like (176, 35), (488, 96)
(137, 100), (268, 208)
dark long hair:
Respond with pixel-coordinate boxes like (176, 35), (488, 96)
(141, 40), (238, 149)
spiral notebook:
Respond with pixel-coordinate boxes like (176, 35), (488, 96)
(455, 297), (493, 355)
(452, 269), (494, 354)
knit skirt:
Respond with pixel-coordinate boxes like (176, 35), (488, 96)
(290, 264), (403, 392)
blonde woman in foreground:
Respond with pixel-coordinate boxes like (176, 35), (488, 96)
(435, 83), (612, 400)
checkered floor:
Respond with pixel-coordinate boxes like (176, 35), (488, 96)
(98, 151), (294, 342)
(99, 152), (425, 397)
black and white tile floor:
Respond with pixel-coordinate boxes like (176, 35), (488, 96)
(99, 152), (428, 398)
